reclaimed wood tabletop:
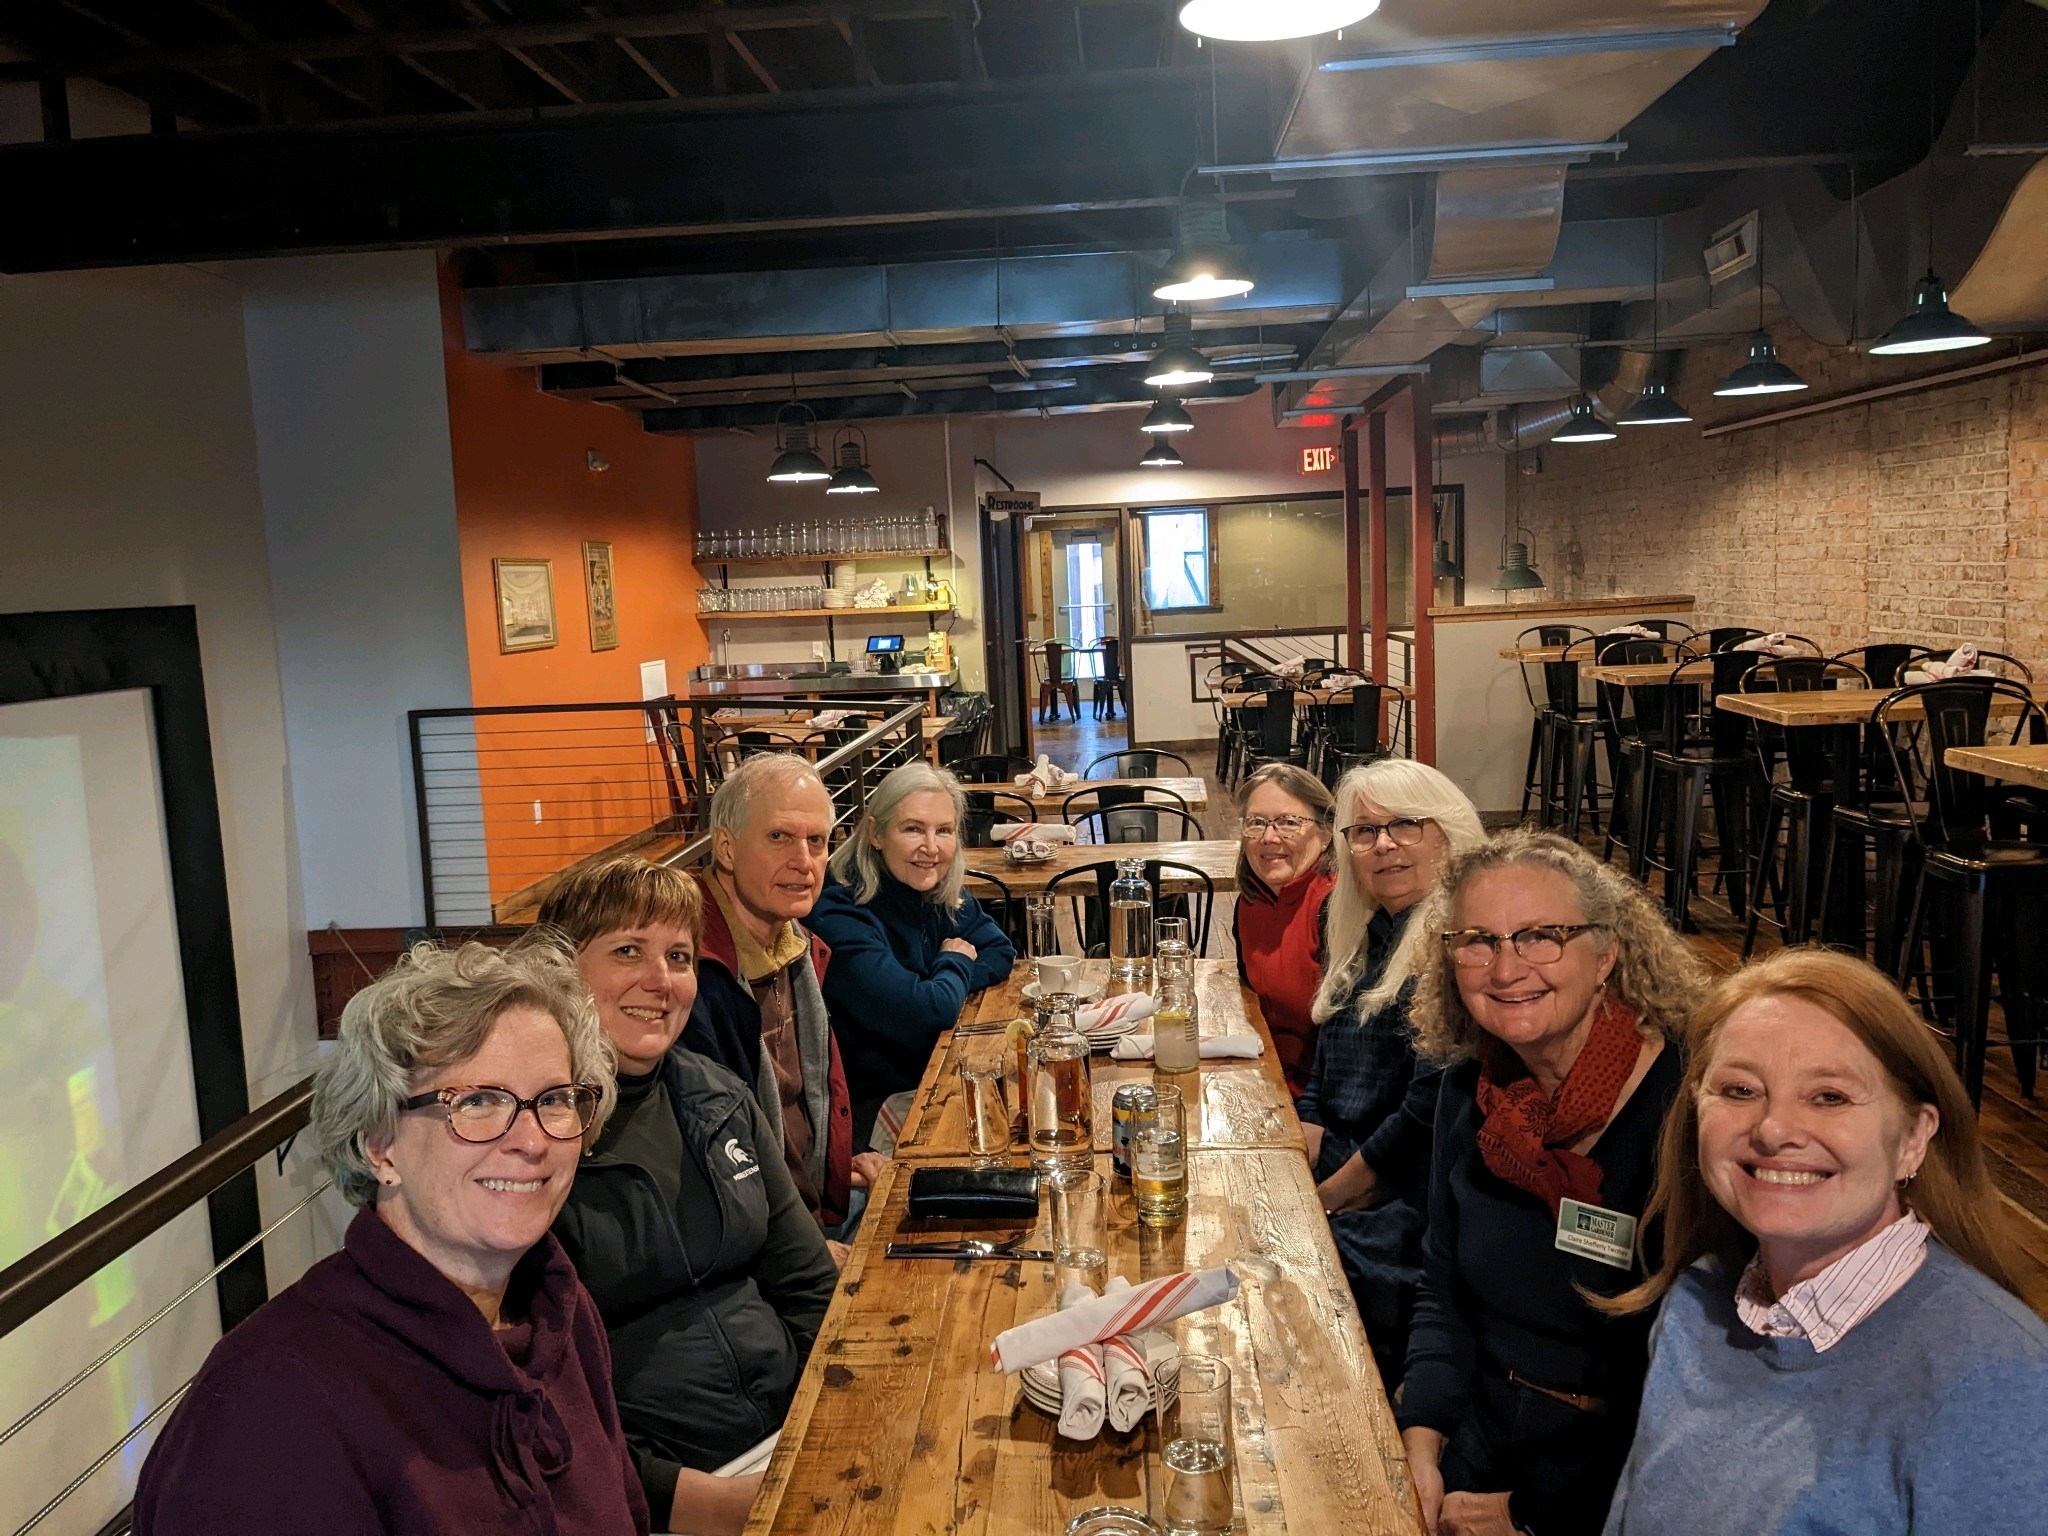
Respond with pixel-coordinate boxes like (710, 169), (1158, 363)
(1717, 683), (2048, 729)
(1944, 742), (2048, 789)
(963, 839), (1241, 896)
(958, 777), (1213, 814)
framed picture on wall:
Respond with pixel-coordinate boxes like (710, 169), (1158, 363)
(583, 540), (619, 651)
(493, 558), (557, 653)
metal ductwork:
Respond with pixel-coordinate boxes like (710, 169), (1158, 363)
(1434, 399), (1581, 456)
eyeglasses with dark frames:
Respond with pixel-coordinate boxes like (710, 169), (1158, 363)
(1241, 813), (1324, 840)
(1340, 817), (1433, 851)
(1440, 924), (1604, 968)
(399, 1084), (602, 1143)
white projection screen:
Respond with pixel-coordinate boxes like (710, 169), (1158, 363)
(0, 690), (222, 1536)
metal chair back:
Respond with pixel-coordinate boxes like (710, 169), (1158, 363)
(962, 788), (1040, 848)
(1086, 748), (1194, 779)
(1877, 679), (2047, 850)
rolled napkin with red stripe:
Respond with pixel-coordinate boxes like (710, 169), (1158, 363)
(990, 1267), (1240, 1373)
(992, 822), (1079, 844)
(1911, 644), (1991, 682)
(1056, 1281), (1107, 1439)
(1601, 623), (1658, 639)
(1108, 1033), (1263, 1062)
(1100, 1278), (1155, 1432)
(1076, 993), (1159, 1034)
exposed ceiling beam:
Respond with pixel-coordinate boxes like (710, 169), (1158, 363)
(188, 0), (378, 116)
(638, 371), (1261, 431)
(323, 0), (491, 111)
(454, 0), (582, 104)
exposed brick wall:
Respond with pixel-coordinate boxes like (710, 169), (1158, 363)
(1509, 328), (2048, 658)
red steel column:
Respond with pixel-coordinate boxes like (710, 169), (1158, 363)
(1341, 415), (1364, 671)
(1408, 375), (1437, 764)
(1367, 412), (1389, 690)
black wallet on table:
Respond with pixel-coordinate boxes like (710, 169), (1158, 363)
(905, 1166), (1040, 1220)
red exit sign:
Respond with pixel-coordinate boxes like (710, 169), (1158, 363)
(1300, 445), (1339, 474)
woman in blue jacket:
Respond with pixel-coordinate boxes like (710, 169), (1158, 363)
(809, 761), (1016, 1146)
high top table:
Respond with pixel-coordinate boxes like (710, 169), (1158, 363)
(964, 777), (1212, 814)
(742, 958), (1425, 1536)
(964, 838), (1240, 896)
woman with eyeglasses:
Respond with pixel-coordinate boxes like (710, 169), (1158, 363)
(135, 942), (649, 1535)
(1397, 829), (1707, 1536)
(1230, 762), (1338, 1095)
(1298, 760), (1488, 1391)
(536, 857), (838, 1536)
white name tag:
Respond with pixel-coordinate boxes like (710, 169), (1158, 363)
(1555, 1198), (1638, 1269)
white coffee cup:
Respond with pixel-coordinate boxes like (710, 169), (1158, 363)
(1035, 955), (1083, 993)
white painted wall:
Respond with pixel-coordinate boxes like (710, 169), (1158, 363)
(224, 251), (473, 929)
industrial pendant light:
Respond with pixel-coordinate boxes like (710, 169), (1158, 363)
(1178, 0), (1380, 42)
(1433, 540), (1461, 579)
(1714, 231), (1807, 397)
(1870, 268), (1991, 355)
(1552, 394), (1617, 443)
(1140, 438), (1186, 469)
(1620, 224), (1694, 425)
(825, 426), (881, 494)
(1140, 398), (1196, 434)
(1429, 435), (1461, 581)
(1144, 310), (1214, 388)
(1492, 528), (1546, 592)
(1154, 192), (1254, 303)
(766, 403), (831, 483)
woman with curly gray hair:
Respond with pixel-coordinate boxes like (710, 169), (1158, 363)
(133, 942), (647, 1536)
(1394, 829), (1705, 1536)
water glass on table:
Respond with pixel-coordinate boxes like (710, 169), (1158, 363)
(1133, 1084), (1187, 1228)
(1154, 916), (1191, 956)
(1049, 1170), (1108, 1291)
(1160, 1355), (1235, 1536)
(1026, 893), (1059, 959)
(958, 1051), (1012, 1168)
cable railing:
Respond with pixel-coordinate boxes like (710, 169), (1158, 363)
(9, 704), (933, 1536)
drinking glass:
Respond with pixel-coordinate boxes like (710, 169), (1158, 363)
(959, 1052), (1012, 1168)
(1049, 1169), (1107, 1289)
(1154, 917), (1191, 954)
(1159, 1356), (1234, 1535)
(1025, 895), (1059, 959)
(1132, 1084), (1186, 1227)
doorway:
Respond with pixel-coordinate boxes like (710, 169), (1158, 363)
(1022, 510), (1128, 767)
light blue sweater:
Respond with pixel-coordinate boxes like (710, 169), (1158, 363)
(1603, 1241), (2048, 1535)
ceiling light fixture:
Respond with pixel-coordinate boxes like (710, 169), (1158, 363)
(1620, 222), (1695, 425)
(1178, 0), (1380, 42)
(1552, 395), (1617, 442)
(766, 403), (831, 483)
(824, 426), (881, 494)
(1153, 191), (1254, 303)
(1714, 228), (1807, 397)
(1140, 438), (1186, 469)
(1492, 528), (1547, 592)
(1140, 398), (1196, 434)
(1144, 310), (1214, 388)
(1870, 268), (1991, 355)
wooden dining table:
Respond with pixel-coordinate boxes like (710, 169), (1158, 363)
(964, 776), (1212, 814)
(1943, 742), (2048, 788)
(964, 838), (1241, 895)
(744, 959), (1425, 1535)
(1716, 682), (2048, 729)
(1219, 682), (1412, 709)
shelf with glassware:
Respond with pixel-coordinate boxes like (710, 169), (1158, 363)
(693, 510), (949, 564)
(698, 602), (956, 623)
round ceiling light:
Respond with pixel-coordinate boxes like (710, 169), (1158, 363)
(1713, 330), (1809, 397)
(766, 404), (831, 483)
(1153, 196), (1254, 303)
(1618, 379), (1694, 426)
(1550, 395), (1617, 443)
(1178, 0), (1380, 42)
(1144, 311), (1214, 388)
(1869, 270), (1991, 355)
(825, 427), (881, 494)
(1140, 438), (1186, 469)
(1140, 398), (1196, 434)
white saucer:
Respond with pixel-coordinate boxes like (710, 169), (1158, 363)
(1022, 979), (1106, 1002)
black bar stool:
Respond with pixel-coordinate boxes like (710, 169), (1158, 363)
(1640, 649), (1760, 930)
(1512, 625), (1590, 822)
(1741, 657), (1866, 958)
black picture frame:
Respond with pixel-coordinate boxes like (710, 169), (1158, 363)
(0, 605), (265, 1330)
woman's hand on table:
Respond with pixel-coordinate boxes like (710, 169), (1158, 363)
(940, 937), (979, 961)
(666, 1468), (765, 1536)
(849, 1151), (887, 1190)
(1316, 1152), (1379, 1215)
(1439, 1490), (1524, 1536)
(1402, 1426), (1447, 1533)
(825, 1239), (852, 1271)
(1300, 1120), (1324, 1167)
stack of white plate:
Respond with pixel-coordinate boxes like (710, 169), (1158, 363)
(1019, 1354), (1179, 1419)
(1078, 1010), (1143, 1053)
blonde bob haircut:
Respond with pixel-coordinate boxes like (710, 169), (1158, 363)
(314, 941), (616, 1208)
(1312, 758), (1489, 1025)
(1407, 827), (1708, 1066)
(1233, 762), (1335, 900)
(1600, 946), (2044, 1317)
(534, 853), (703, 951)
(827, 760), (969, 912)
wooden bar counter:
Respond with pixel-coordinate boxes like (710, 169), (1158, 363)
(745, 958), (1424, 1536)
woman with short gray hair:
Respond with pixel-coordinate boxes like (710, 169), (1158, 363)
(808, 761), (1016, 1145)
(134, 942), (647, 1535)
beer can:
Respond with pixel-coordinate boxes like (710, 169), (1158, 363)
(1110, 1084), (1158, 1182)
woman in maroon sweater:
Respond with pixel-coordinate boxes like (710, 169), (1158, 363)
(1230, 763), (1337, 1095)
(133, 942), (648, 1536)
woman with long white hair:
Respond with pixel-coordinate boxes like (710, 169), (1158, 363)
(808, 761), (1015, 1146)
(1297, 759), (1487, 1389)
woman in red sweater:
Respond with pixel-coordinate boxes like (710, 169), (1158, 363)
(1230, 762), (1336, 1094)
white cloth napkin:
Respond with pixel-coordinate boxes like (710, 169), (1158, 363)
(992, 822), (1078, 844)
(1076, 994), (1159, 1034)
(1734, 631), (1789, 653)
(1318, 671), (1368, 690)
(1601, 623), (1658, 639)
(989, 1267), (1241, 1373)
(1056, 1281), (1108, 1440)
(1914, 645), (1990, 682)
(1100, 1278), (1153, 1432)
(1013, 754), (1080, 796)
(808, 708), (853, 729)
(1110, 1033), (1264, 1061)
(1005, 839), (1058, 862)
(1276, 657), (1307, 680)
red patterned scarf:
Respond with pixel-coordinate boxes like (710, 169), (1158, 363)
(1475, 996), (1645, 1216)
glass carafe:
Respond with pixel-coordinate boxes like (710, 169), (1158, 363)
(1151, 955), (1200, 1075)
(1108, 858), (1155, 985)
(1027, 1002), (1092, 1179)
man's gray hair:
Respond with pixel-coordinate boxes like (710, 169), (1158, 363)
(709, 752), (834, 839)
(827, 760), (969, 911)
(313, 941), (615, 1208)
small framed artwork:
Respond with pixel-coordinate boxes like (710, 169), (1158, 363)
(493, 558), (558, 653)
(582, 540), (619, 651)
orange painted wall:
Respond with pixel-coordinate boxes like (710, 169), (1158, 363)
(439, 259), (708, 908)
